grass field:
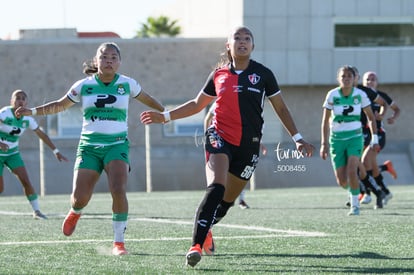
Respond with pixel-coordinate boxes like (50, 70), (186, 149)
(1, 185), (413, 274)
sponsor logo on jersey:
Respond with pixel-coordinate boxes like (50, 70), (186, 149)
(233, 85), (243, 92)
(218, 76), (226, 83)
(248, 87), (261, 93)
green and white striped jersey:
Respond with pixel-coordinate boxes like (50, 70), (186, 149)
(0, 106), (38, 155)
(67, 74), (142, 146)
(323, 87), (370, 140)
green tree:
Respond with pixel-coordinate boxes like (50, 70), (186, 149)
(136, 15), (181, 38)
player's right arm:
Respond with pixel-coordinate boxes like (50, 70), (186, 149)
(140, 92), (213, 124)
(15, 95), (74, 117)
(320, 108), (331, 160)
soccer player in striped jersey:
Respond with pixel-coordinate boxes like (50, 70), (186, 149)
(15, 42), (165, 255)
(320, 65), (380, 216)
(141, 26), (314, 267)
(1, 89), (68, 219)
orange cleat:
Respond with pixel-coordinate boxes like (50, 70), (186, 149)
(203, 229), (215, 255)
(62, 211), (81, 236)
(112, 242), (128, 256)
(186, 244), (202, 267)
(384, 160), (397, 179)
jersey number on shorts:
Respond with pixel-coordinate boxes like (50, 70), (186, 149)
(240, 165), (255, 179)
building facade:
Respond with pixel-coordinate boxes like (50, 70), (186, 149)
(163, 0), (414, 84)
(0, 0), (413, 195)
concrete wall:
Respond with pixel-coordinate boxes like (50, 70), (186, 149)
(0, 39), (412, 196)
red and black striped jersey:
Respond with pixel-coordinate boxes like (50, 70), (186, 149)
(358, 85), (393, 129)
(202, 60), (280, 146)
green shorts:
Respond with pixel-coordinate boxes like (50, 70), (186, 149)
(329, 135), (363, 170)
(0, 153), (25, 176)
(74, 140), (130, 173)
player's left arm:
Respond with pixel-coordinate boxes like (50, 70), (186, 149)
(387, 102), (401, 124)
(373, 94), (388, 121)
(378, 91), (400, 124)
(268, 93), (314, 157)
(363, 106), (380, 152)
(135, 90), (165, 112)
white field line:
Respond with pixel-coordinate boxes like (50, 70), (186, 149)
(135, 217), (327, 237)
(0, 211), (327, 237)
(0, 234), (318, 246)
(0, 212), (327, 246)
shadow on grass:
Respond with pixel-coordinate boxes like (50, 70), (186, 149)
(248, 207), (343, 210)
(247, 206), (414, 214)
(125, 251), (414, 273)
(212, 251), (414, 274)
(217, 251), (414, 260)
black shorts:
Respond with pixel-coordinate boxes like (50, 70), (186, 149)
(204, 128), (261, 180)
(363, 126), (386, 150)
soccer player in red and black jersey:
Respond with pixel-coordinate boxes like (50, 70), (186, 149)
(140, 26), (314, 267)
(360, 71), (400, 205)
(348, 66), (388, 209)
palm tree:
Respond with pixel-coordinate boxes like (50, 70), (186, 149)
(136, 15), (181, 38)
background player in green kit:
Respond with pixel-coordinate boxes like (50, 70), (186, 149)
(0, 89), (68, 219)
(15, 42), (165, 255)
(320, 65), (380, 216)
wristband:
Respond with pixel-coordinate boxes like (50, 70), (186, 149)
(162, 111), (171, 123)
(53, 148), (60, 155)
(371, 134), (379, 145)
(31, 108), (37, 116)
(292, 133), (303, 142)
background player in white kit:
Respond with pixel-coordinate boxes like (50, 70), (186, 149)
(0, 89), (68, 219)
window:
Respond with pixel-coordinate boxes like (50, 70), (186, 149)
(334, 18), (414, 47)
(46, 106), (82, 138)
(163, 104), (206, 137)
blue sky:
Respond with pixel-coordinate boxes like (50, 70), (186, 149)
(1, 0), (175, 39)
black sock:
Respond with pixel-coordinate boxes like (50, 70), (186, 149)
(364, 171), (384, 196)
(364, 170), (375, 195)
(375, 174), (390, 194)
(213, 200), (234, 225)
(360, 175), (372, 195)
(379, 164), (386, 172)
(192, 183), (225, 246)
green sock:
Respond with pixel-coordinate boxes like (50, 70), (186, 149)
(71, 207), (83, 214)
(350, 187), (360, 196)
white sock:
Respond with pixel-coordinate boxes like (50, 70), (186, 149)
(351, 194), (360, 208)
(71, 208), (82, 214)
(113, 221), (127, 243)
(30, 199), (40, 212)
(239, 190), (245, 201)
